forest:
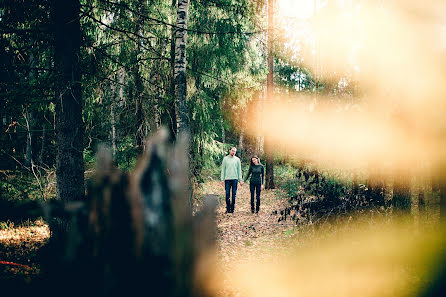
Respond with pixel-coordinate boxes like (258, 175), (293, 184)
(1, 0), (446, 296)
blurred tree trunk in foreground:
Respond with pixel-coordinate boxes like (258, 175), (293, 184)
(30, 129), (217, 297)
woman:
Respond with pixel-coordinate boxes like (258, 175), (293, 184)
(244, 156), (265, 214)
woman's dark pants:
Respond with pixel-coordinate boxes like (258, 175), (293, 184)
(249, 183), (261, 213)
(225, 179), (238, 213)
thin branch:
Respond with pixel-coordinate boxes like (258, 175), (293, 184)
(84, 12), (155, 43)
(84, 12), (173, 60)
(0, 25), (52, 36)
(30, 160), (46, 200)
(82, 5), (171, 42)
(0, 149), (31, 172)
(84, 51), (170, 93)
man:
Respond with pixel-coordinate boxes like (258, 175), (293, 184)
(221, 147), (243, 213)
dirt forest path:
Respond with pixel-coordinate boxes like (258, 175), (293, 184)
(199, 180), (295, 265)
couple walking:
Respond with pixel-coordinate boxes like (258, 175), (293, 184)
(220, 147), (264, 214)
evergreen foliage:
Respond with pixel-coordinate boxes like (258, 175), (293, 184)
(1, 0), (437, 222)
(0, 0), (266, 197)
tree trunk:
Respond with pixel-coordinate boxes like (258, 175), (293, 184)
(132, 1), (145, 153)
(149, 40), (162, 134)
(111, 102), (117, 161)
(24, 110), (34, 168)
(220, 97), (226, 143)
(134, 71), (144, 152)
(238, 107), (246, 159)
(174, 0), (190, 136)
(257, 88), (265, 156)
(110, 71), (124, 162)
(220, 117), (225, 143)
(238, 126), (244, 159)
(265, 0), (275, 189)
(1, 113), (12, 169)
(39, 124), (46, 166)
(24, 50), (38, 168)
(160, 0), (178, 141)
(53, 0), (85, 202)
(298, 70), (302, 91)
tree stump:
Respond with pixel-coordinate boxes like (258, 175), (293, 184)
(35, 129), (217, 297)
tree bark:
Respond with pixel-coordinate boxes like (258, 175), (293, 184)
(53, 0), (85, 202)
(136, 109), (144, 149)
(39, 124), (46, 166)
(133, 0), (145, 153)
(110, 70), (124, 162)
(134, 68), (144, 151)
(24, 50), (38, 168)
(238, 127), (244, 159)
(174, 0), (190, 136)
(149, 40), (163, 134)
(220, 117), (225, 143)
(238, 107), (246, 159)
(111, 101), (117, 162)
(220, 97), (226, 143)
(257, 88), (265, 156)
(24, 110), (34, 168)
(160, 0), (178, 141)
(265, 0), (275, 189)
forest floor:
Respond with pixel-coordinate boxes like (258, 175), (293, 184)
(0, 219), (49, 280)
(198, 180), (297, 297)
(199, 181), (445, 297)
(200, 180), (294, 259)
(2, 180), (442, 296)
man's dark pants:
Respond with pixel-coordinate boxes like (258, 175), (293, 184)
(225, 179), (238, 213)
